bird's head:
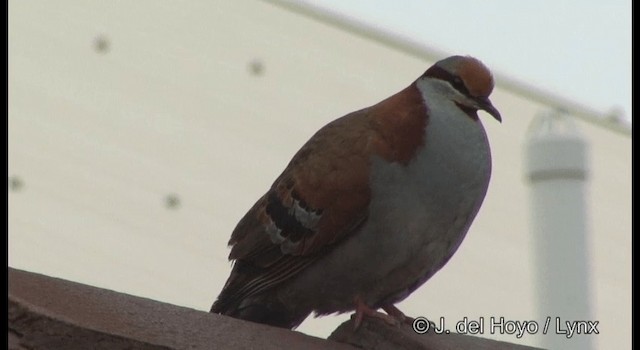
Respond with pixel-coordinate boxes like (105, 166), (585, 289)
(421, 55), (502, 122)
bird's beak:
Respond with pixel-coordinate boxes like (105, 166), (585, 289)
(477, 97), (502, 123)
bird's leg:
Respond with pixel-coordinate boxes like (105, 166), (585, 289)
(382, 304), (415, 325)
(353, 297), (400, 330)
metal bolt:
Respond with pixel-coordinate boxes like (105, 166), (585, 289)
(165, 194), (181, 209)
(9, 176), (23, 192)
(248, 59), (265, 76)
(94, 35), (110, 54)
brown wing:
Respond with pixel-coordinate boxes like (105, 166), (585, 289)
(212, 83), (427, 311)
(231, 113), (373, 259)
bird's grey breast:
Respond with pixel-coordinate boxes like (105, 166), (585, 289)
(359, 92), (492, 304)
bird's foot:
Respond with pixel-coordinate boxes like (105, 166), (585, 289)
(382, 304), (415, 325)
(352, 298), (410, 330)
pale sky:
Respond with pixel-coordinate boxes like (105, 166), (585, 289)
(301, 0), (632, 122)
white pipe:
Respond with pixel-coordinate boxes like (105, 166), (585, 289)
(524, 110), (593, 350)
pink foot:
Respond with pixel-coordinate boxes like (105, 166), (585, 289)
(382, 304), (415, 325)
(352, 298), (406, 330)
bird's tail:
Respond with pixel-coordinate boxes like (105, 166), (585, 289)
(210, 258), (310, 329)
(210, 293), (309, 329)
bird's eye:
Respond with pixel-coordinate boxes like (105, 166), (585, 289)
(451, 77), (469, 96)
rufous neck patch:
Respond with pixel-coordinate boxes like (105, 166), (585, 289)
(370, 83), (428, 165)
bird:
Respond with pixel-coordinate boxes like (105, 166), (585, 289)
(211, 55), (501, 330)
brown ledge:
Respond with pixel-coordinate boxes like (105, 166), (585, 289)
(8, 267), (543, 349)
(330, 317), (544, 350)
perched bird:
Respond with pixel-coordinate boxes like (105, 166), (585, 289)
(211, 55), (501, 330)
